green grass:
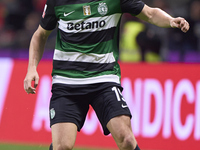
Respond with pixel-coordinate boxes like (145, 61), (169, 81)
(0, 143), (115, 150)
(0, 143), (48, 150)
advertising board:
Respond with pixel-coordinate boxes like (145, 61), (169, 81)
(0, 58), (199, 150)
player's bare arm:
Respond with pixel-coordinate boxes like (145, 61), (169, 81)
(136, 4), (190, 33)
(24, 25), (52, 94)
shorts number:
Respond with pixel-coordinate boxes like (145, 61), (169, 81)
(112, 87), (126, 102)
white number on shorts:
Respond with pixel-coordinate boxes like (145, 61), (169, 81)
(112, 86), (126, 102)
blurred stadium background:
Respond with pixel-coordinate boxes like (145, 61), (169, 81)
(0, 0), (200, 62)
(0, 0), (200, 150)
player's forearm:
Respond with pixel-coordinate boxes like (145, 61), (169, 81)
(137, 5), (173, 28)
(28, 30), (47, 71)
(137, 5), (189, 32)
(148, 7), (173, 28)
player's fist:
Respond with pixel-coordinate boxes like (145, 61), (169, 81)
(24, 68), (39, 94)
(170, 17), (190, 33)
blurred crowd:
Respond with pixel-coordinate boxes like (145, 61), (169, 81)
(0, 0), (200, 62)
(0, 0), (55, 50)
(120, 0), (200, 62)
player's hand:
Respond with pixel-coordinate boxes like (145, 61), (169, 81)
(170, 17), (190, 33)
(24, 68), (39, 94)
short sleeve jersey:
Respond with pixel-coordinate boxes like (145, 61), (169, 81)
(40, 0), (144, 85)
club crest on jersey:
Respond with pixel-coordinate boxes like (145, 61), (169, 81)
(83, 5), (91, 16)
(98, 2), (108, 16)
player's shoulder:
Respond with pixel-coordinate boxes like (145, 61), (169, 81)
(46, 0), (56, 6)
(46, 0), (71, 7)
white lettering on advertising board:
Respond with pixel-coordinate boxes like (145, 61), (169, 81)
(0, 58), (13, 124)
(32, 75), (51, 132)
(30, 76), (200, 141)
(122, 78), (200, 141)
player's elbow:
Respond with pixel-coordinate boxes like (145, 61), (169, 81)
(147, 7), (160, 24)
(138, 5), (160, 24)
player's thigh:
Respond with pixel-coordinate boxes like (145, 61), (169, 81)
(91, 85), (131, 135)
(107, 115), (136, 143)
(50, 83), (90, 131)
(51, 122), (77, 149)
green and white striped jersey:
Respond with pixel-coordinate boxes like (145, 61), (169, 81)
(40, 0), (144, 85)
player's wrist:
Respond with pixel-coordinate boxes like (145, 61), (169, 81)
(169, 17), (177, 28)
(27, 65), (37, 72)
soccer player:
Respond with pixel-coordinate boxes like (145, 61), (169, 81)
(24, 0), (189, 150)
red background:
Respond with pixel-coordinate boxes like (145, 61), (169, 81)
(0, 59), (199, 150)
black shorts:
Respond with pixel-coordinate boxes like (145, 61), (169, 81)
(49, 82), (132, 135)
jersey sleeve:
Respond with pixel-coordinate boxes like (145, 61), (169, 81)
(40, 0), (57, 30)
(120, 0), (145, 16)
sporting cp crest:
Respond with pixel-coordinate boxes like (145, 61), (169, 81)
(98, 2), (108, 16)
(83, 5), (91, 16)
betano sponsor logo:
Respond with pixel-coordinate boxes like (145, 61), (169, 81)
(66, 20), (106, 31)
(58, 14), (121, 33)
